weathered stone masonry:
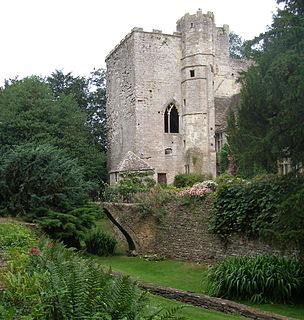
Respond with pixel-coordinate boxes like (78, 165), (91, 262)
(106, 10), (250, 184)
(100, 199), (279, 263)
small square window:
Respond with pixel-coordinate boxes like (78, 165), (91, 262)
(190, 70), (195, 77)
(165, 148), (172, 155)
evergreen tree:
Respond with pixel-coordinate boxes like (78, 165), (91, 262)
(0, 76), (107, 192)
(228, 0), (304, 177)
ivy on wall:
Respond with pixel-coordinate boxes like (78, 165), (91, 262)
(209, 173), (304, 252)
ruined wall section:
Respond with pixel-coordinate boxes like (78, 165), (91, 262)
(132, 31), (184, 184)
(106, 34), (137, 175)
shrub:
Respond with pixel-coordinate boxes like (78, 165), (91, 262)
(173, 173), (212, 188)
(101, 170), (155, 203)
(263, 187), (304, 253)
(24, 203), (104, 248)
(0, 223), (37, 262)
(0, 143), (94, 214)
(85, 230), (117, 256)
(218, 143), (230, 174)
(207, 254), (304, 303)
(134, 187), (176, 219)
(1, 236), (183, 319)
(210, 173), (304, 241)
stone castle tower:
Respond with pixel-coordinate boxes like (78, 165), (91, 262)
(106, 10), (249, 184)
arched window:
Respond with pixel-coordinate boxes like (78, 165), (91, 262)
(164, 103), (179, 133)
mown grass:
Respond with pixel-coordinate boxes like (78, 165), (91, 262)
(148, 294), (246, 320)
(93, 255), (304, 320)
(94, 255), (208, 293)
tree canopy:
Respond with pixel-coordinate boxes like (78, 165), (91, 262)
(227, 0), (304, 177)
(0, 72), (107, 195)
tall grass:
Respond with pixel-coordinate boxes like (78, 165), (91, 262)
(207, 254), (304, 303)
(85, 230), (117, 256)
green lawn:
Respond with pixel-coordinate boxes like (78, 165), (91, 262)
(93, 255), (304, 320)
(94, 255), (208, 293)
(148, 294), (246, 320)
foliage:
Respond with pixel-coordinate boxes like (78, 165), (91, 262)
(0, 223), (36, 250)
(208, 254), (304, 303)
(101, 171), (156, 203)
(229, 32), (246, 59)
(173, 173), (212, 188)
(227, 0), (304, 177)
(85, 230), (118, 256)
(24, 203), (104, 249)
(46, 68), (107, 151)
(135, 187), (176, 220)
(209, 173), (304, 251)
(0, 233), (183, 320)
(263, 187), (304, 253)
(176, 181), (216, 210)
(218, 143), (230, 174)
(0, 143), (92, 214)
(0, 75), (107, 194)
(0, 223), (36, 260)
(215, 173), (245, 186)
(142, 254), (166, 262)
(177, 182), (215, 198)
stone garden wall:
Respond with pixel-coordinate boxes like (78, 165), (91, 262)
(100, 198), (279, 263)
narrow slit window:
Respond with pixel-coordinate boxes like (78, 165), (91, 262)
(190, 70), (195, 77)
(164, 103), (179, 133)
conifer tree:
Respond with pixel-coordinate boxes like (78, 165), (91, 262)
(228, 0), (304, 177)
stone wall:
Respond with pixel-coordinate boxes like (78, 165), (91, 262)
(100, 197), (279, 263)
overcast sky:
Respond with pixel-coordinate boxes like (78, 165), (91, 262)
(0, 0), (280, 86)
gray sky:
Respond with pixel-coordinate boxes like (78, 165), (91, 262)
(0, 0), (280, 86)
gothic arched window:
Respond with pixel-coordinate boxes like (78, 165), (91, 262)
(164, 103), (179, 133)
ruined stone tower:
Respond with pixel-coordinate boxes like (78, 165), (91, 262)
(106, 10), (249, 184)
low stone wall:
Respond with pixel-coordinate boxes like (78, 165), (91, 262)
(99, 197), (279, 263)
(108, 270), (297, 320)
(139, 281), (297, 320)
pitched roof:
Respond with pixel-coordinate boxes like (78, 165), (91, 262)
(114, 151), (154, 172)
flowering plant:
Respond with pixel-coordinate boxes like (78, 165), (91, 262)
(177, 181), (216, 198)
(28, 246), (41, 255)
(226, 156), (236, 175)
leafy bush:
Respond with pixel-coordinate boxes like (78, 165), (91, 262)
(101, 170), (155, 203)
(209, 173), (304, 241)
(0, 143), (94, 214)
(1, 236), (183, 319)
(24, 203), (104, 248)
(208, 255), (304, 303)
(173, 173), (212, 188)
(263, 187), (304, 253)
(218, 143), (230, 174)
(176, 181), (216, 209)
(0, 223), (36, 260)
(0, 223), (36, 249)
(85, 230), (117, 256)
(135, 187), (176, 220)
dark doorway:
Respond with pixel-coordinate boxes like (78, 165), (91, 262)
(157, 173), (167, 185)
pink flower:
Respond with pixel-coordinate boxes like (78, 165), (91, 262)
(46, 241), (53, 247)
(28, 246), (41, 255)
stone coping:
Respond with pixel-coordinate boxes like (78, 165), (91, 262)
(139, 281), (299, 320)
